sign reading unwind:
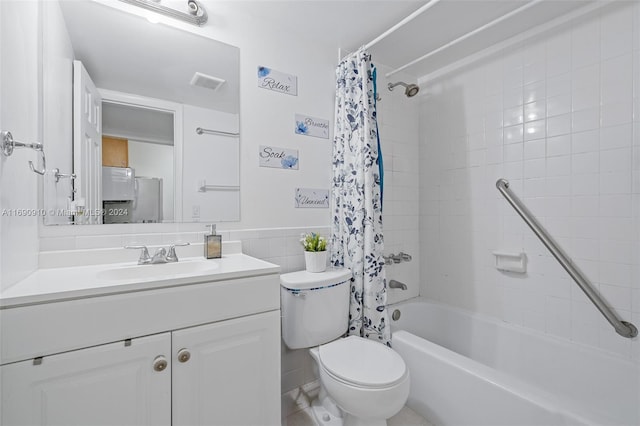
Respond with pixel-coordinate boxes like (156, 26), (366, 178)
(257, 66), (297, 96)
(295, 188), (329, 208)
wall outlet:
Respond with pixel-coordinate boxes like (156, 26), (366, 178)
(192, 205), (200, 218)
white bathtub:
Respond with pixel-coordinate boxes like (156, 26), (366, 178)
(390, 298), (639, 426)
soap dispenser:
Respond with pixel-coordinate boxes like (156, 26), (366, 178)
(204, 224), (222, 259)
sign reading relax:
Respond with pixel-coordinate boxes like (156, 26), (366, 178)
(257, 66), (297, 96)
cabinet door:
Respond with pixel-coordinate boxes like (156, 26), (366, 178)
(172, 310), (281, 426)
(1, 333), (171, 426)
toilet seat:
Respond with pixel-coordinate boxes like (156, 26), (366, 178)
(318, 336), (407, 389)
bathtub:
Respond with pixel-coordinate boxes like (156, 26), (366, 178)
(390, 298), (639, 426)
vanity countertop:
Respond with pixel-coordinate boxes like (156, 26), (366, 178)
(0, 253), (279, 308)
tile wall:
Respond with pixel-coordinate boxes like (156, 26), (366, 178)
(419, 2), (639, 360)
(377, 65), (421, 304)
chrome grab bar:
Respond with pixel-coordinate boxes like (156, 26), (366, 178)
(496, 178), (637, 338)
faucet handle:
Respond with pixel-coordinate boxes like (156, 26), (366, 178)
(125, 245), (151, 265)
(166, 242), (190, 263)
(398, 252), (412, 262)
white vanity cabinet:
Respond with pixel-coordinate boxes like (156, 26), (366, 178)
(0, 259), (281, 426)
(172, 311), (280, 425)
(1, 333), (172, 426)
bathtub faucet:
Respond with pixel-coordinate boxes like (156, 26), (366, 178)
(389, 279), (408, 290)
(383, 252), (413, 264)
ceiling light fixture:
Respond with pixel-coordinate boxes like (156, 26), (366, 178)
(118, 0), (208, 26)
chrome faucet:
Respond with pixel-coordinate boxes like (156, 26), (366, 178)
(125, 245), (151, 265)
(125, 242), (190, 265)
(388, 279), (408, 290)
(166, 242), (190, 262)
(383, 252), (413, 265)
(151, 247), (168, 264)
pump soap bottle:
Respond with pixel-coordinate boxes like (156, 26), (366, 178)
(204, 224), (222, 259)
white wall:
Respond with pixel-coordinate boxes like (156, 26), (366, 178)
(419, 2), (639, 360)
(0, 1), (41, 290)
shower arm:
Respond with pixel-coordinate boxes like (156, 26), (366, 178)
(496, 178), (637, 339)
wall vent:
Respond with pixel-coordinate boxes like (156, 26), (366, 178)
(190, 72), (225, 91)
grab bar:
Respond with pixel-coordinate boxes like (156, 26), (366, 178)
(496, 178), (637, 339)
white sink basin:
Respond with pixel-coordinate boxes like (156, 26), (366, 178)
(97, 260), (219, 281)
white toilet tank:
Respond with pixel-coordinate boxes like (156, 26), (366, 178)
(280, 268), (352, 349)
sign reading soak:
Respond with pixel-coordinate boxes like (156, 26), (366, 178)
(295, 188), (329, 208)
(258, 66), (297, 96)
(259, 145), (299, 170)
(295, 114), (329, 139)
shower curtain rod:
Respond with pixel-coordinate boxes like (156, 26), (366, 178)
(364, 0), (441, 50)
(385, 0), (543, 78)
(338, 0), (441, 62)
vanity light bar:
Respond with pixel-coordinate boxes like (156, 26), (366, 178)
(117, 0), (208, 26)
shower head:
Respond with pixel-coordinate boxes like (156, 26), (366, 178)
(388, 81), (420, 97)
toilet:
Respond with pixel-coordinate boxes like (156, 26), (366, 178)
(281, 269), (409, 426)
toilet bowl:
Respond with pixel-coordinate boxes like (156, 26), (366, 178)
(310, 336), (410, 426)
(280, 269), (409, 426)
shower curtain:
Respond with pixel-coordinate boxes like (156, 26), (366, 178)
(330, 48), (390, 346)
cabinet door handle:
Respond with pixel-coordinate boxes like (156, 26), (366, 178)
(153, 355), (168, 372)
(177, 348), (191, 363)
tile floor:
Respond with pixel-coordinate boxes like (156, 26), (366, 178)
(284, 405), (433, 426)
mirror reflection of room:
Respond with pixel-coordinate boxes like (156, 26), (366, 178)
(43, 0), (240, 226)
(101, 102), (174, 224)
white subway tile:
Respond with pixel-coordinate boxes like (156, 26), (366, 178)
(546, 176), (571, 196)
(503, 105), (524, 127)
(524, 159), (546, 179)
(504, 142), (523, 162)
(546, 94), (571, 118)
(547, 72), (571, 97)
(547, 114), (571, 137)
(572, 130), (599, 154)
(524, 139), (545, 160)
(601, 124), (633, 152)
(571, 19), (600, 69)
(503, 86), (524, 108)
(547, 156), (571, 177)
(599, 4), (634, 60)
(545, 31), (571, 77)
(600, 239), (633, 264)
(599, 262), (632, 287)
(600, 172), (632, 195)
(571, 173), (599, 196)
(601, 101), (633, 128)
(572, 86), (600, 112)
(599, 283), (632, 311)
(571, 195), (599, 217)
(572, 63), (599, 91)
(504, 125), (524, 144)
(523, 80), (546, 104)
(572, 107), (600, 133)
(571, 152), (599, 175)
(599, 194), (632, 217)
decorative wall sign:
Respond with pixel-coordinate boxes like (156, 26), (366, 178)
(257, 66), (297, 96)
(259, 145), (299, 170)
(295, 188), (329, 208)
(295, 114), (329, 139)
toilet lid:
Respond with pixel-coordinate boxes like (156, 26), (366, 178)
(319, 336), (407, 388)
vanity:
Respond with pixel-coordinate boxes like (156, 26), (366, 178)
(0, 245), (281, 425)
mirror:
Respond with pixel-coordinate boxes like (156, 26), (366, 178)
(42, 0), (240, 225)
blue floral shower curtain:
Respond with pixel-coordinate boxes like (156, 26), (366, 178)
(330, 48), (390, 346)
